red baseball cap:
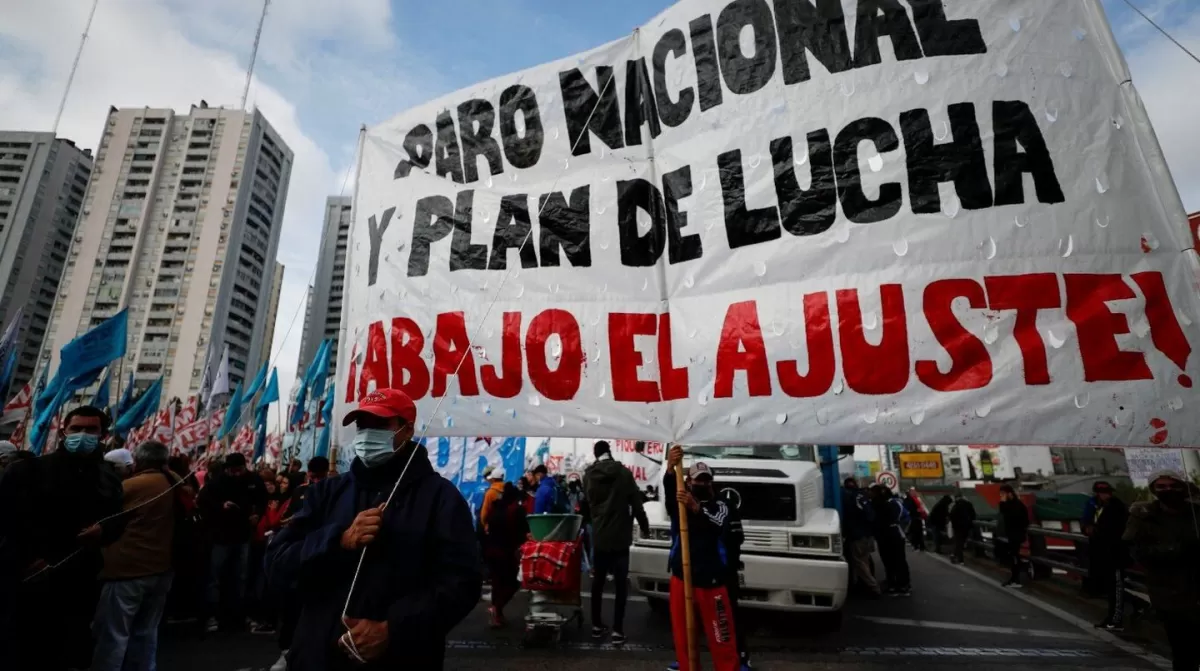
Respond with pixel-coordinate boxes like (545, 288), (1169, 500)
(342, 388), (418, 427)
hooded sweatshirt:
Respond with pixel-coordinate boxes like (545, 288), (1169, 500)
(583, 454), (649, 553)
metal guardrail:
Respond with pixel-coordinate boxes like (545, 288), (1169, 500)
(963, 520), (1150, 603)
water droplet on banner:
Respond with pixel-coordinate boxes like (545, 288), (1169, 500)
(1058, 62), (1074, 78)
(862, 310), (879, 331)
(597, 203), (607, 215)
(1095, 176), (1109, 194)
(1141, 233), (1160, 252)
(975, 404), (992, 418)
(562, 158), (570, 171)
(637, 218), (651, 235)
(683, 420), (694, 432)
(450, 284), (459, 295)
(485, 176), (494, 189)
(1176, 309), (1193, 327)
(867, 153), (884, 173)
(507, 408), (518, 419)
(1111, 116), (1123, 130)
(684, 274), (695, 289)
(934, 121), (950, 141)
(1059, 235), (1074, 258)
(483, 404), (492, 416)
(642, 278), (649, 292)
(558, 415), (566, 428)
(981, 236), (998, 260)
(840, 80), (855, 96)
(514, 283), (525, 298)
(774, 413), (788, 425)
(1095, 215), (1109, 229)
(697, 172), (707, 191)
(592, 346), (602, 362)
(598, 383), (607, 399)
(914, 70), (930, 85)
(1047, 327), (1068, 349)
(1045, 107), (1058, 123)
(1073, 393), (1090, 409)
(893, 238), (909, 257)
(1073, 28), (1087, 41)
(1009, 17), (1021, 32)
(598, 236), (610, 250)
(769, 100), (787, 116)
(444, 415), (455, 428)
(816, 407), (831, 425)
(698, 392), (710, 406)
(984, 323), (999, 344)
(528, 395), (541, 407)
(749, 154), (761, 169)
(833, 379), (845, 395)
(1132, 317), (1151, 339)
(942, 195), (960, 218)
(510, 172), (519, 183)
(835, 225), (851, 244)
(688, 328), (698, 338)
(1014, 214), (1027, 228)
(591, 415), (603, 426)
(1169, 397), (1184, 411)
(769, 318), (785, 336)
(862, 406), (879, 424)
(1113, 406), (1133, 427)
(794, 148), (808, 166)
(910, 410), (925, 426)
(551, 127), (560, 141)
(754, 261), (767, 277)
(995, 62), (1009, 78)
(729, 413), (741, 426)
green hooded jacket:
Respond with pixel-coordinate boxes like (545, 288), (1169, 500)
(583, 455), (649, 553)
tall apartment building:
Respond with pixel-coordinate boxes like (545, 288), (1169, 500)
(296, 195), (350, 373)
(43, 102), (293, 405)
(0, 132), (93, 399)
(263, 262), (284, 365)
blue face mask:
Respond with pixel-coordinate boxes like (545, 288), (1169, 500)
(352, 429), (397, 467)
(64, 433), (100, 455)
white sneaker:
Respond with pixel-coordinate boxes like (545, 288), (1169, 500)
(270, 651), (288, 671)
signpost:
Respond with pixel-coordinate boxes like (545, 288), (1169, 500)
(897, 452), (946, 480)
(876, 471), (899, 491)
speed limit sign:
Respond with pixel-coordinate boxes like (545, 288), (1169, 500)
(876, 471), (899, 490)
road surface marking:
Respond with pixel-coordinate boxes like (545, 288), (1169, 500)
(926, 552), (1172, 670)
(480, 588), (649, 604)
(445, 639), (1113, 658)
(854, 614), (1093, 641)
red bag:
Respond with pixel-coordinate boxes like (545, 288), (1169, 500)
(520, 541), (581, 592)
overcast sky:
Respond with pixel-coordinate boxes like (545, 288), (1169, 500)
(0, 0), (1196, 426)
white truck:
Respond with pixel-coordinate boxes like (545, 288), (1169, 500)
(629, 444), (848, 625)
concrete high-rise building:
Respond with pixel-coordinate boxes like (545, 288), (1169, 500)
(43, 103), (293, 405)
(297, 195), (350, 373)
(263, 262), (284, 364)
(0, 132), (93, 399)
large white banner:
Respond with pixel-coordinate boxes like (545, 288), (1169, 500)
(338, 0), (1200, 449)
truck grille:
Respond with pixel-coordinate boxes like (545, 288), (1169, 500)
(719, 482), (797, 522)
(741, 529), (790, 551)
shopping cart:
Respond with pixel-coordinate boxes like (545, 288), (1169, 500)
(519, 513), (584, 646)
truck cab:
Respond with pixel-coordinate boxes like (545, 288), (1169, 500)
(629, 444), (848, 620)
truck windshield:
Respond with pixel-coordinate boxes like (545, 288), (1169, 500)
(683, 444), (816, 461)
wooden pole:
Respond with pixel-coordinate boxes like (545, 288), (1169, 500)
(673, 459), (699, 669)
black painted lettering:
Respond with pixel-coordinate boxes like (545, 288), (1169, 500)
(538, 186), (592, 268)
(488, 195), (538, 271)
(498, 85), (544, 170)
(434, 110), (465, 183)
(663, 165), (702, 264)
(366, 207), (395, 286)
(457, 99), (504, 185)
(771, 130), (837, 236)
(992, 100), (1065, 206)
(616, 179), (666, 267)
(833, 118), (903, 223)
(852, 0), (924, 69)
(689, 15), (725, 112)
(625, 58), (662, 147)
(409, 196), (453, 277)
(450, 190), (487, 271)
(716, 0), (778, 95)
(909, 0), (986, 57)
(901, 104), (993, 214)
(719, 149), (781, 249)
(773, 0), (853, 84)
(652, 29), (695, 128)
(394, 125), (432, 179)
(560, 67), (624, 156)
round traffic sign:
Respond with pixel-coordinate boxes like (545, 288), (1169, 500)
(876, 471), (898, 490)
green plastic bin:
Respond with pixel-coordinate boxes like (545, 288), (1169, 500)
(527, 514), (582, 542)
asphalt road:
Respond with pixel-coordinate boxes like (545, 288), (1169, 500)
(159, 551), (1168, 670)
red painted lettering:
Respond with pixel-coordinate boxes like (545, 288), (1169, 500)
(526, 309), (583, 401)
(917, 279), (993, 391)
(481, 312), (523, 398)
(715, 301), (772, 398)
(657, 313), (689, 401)
(358, 321), (389, 399)
(1131, 271), (1192, 387)
(390, 317), (429, 399)
(776, 292), (835, 398)
(432, 312), (480, 397)
(985, 273), (1060, 385)
(837, 285), (909, 394)
(1064, 274), (1152, 382)
(608, 313), (659, 402)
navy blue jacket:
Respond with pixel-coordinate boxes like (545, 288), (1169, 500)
(840, 488), (875, 542)
(266, 445), (482, 671)
(663, 470), (740, 588)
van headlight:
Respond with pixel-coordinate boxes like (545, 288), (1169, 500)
(636, 526), (672, 546)
(791, 534), (833, 551)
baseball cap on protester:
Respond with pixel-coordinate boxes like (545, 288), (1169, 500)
(103, 448), (134, 469)
(342, 388), (418, 427)
(489, 467), (507, 481)
(689, 461), (714, 481)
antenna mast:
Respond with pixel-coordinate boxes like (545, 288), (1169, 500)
(241, 0), (271, 110)
(53, 0), (101, 136)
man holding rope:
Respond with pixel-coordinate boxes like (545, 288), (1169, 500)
(265, 388), (481, 670)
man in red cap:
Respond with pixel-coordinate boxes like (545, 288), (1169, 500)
(265, 388), (481, 671)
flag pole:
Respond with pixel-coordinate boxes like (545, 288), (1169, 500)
(673, 453), (698, 669)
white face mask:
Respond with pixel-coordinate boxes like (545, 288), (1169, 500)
(352, 428), (397, 467)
